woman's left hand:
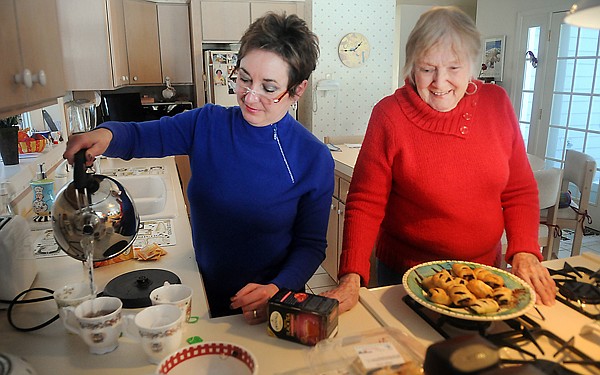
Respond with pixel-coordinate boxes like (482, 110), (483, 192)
(230, 283), (279, 325)
(511, 252), (556, 306)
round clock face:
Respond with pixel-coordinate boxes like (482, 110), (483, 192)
(338, 32), (371, 68)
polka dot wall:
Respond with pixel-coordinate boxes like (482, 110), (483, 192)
(310, 0), (396, 142)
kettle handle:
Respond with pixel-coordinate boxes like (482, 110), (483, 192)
(73, 149), (94, 191)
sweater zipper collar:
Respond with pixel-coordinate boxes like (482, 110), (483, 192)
(272, 124), (295, 184)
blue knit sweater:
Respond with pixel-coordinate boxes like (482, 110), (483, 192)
(100, 104), (334, 317)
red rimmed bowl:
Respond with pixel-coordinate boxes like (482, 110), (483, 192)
(156, 341), (258, 375)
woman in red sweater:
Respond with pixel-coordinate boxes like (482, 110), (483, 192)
(323, 6), (556, 313)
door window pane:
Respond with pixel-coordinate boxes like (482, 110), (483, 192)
(546, 127), (566, 159)
(585, 132), (600, 163)
(523, 65), (537, 90)
(578, 28), (599, 56)
(519, 123), (530, 145)
(595, 65), (600, 94)
(590, 97), (600, 131)
(591, 177), (598, 207)
(573, 59), (596, 93)
(518, 25), (541, 149)
(568, 95), (591, 129)
(520, 92), (534, 122)
(567, 129), (585, 150)
(554, 59), (575, 92)
(523, 27), (540, 91)
(558, 24), (578, 57)
(550, 94), (570, 125)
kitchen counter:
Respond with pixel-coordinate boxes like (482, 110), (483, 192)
(359, 252), (600, 369)
(0, 155), (382, 375)
(331, 145), (544, 177)
(330, 144), (359, 178)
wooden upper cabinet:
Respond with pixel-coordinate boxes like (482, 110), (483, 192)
(200, 2), (304, 43)
(200, 2), (250, 42)
(0, 0), (27, 113)
(250, 2), (303, 21)
(59, 0), (193, 89)
(124, 0), (162, 85)
(1, 0), (65, 117)
(108, 0), (130, 88)
(57, 0), (129, 90)
(158, 4), (193, 84)
(16, 0), (65, 107)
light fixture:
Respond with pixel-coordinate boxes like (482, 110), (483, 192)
(564, 0), (600, 29)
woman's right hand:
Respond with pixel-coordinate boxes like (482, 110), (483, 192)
(63, 128), (113, 165)
(320, 273), (361, 314)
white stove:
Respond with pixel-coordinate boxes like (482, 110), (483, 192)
(359, 253), (600, 375)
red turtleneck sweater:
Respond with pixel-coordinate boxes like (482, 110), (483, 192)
(338, 81), (541, 285)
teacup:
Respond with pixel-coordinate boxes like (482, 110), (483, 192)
(125, 304), (184, 364)
(150, 282), (193, 322)
(53, 281), (95, 332)
(64, 296), (123, 355)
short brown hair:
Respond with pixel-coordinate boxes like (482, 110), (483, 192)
(403, 6), (481, 86)
(236, 13), (319, 96)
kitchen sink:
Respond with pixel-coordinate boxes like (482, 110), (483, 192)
(118, 175), (176, 219)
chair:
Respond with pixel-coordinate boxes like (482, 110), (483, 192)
(540, 150), (597, 257)
(501, 167), (563, 266)
(323, 135), (364, 145)
(536, 168), (563, 260)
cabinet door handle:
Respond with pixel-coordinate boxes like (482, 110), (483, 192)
(133, 76), (138, 81)
(32, 70), (47, 86)
(337, 209), (342, 215)
(14, 69), (33, 88)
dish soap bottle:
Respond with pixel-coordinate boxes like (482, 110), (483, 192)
(30, 163), (54, 224)
(0, 182), (14, 217)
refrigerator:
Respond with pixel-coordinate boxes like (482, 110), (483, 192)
(204, 49), (239, 107)
(203, 47), (298, 118)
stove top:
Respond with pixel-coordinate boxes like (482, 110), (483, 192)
(404, 295), (600, 374)
(548, 262), (600, 320)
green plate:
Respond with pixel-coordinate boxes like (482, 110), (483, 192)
(402, 260), (535, 321)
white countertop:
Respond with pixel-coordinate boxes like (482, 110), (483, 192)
(331, 147), (545, 177)
(0, 155), (382, 375)
(330, 144), (359, 178)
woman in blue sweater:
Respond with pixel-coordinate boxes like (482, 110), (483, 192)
(63, 13), (334, 322)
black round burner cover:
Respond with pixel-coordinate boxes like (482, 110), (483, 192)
(101, 269), (181, 308)
(558, 280), (600, 304)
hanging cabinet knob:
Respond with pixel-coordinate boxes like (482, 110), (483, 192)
(14, 69), (33, 88)
(32, 70), (47, 86)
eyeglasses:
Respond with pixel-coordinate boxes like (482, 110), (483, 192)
(234, 80), (289, 104)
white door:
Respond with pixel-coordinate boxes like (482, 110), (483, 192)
(517, 11), (600, 230)
(513, 13), (550, 156)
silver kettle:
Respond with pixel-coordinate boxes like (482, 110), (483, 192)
(52, 150), (139, 262)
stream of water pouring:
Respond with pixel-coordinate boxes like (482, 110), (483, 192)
(80, 235), (96, 300)
(76, 185), (96, 301)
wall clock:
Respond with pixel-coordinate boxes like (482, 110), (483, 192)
(338, 32), (371, 68)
